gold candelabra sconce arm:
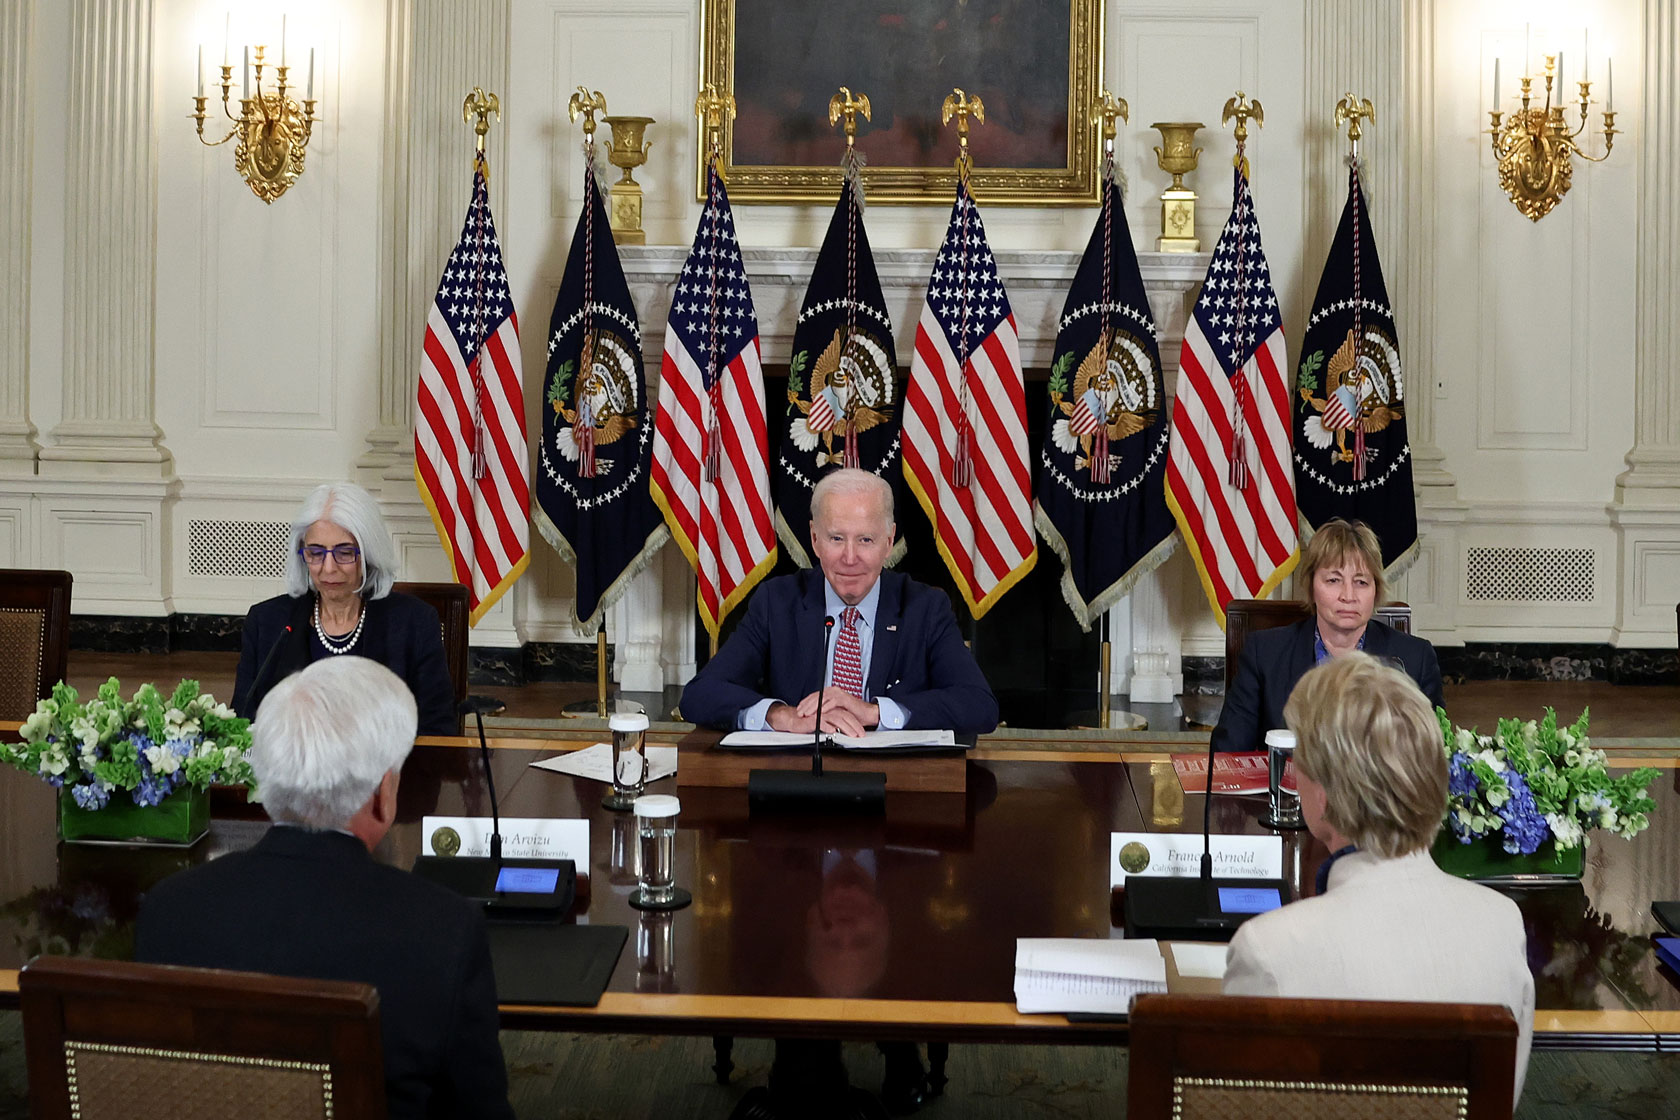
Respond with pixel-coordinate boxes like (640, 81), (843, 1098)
(1488, 51), (1618, 222)
(191, 28), (318, 205)
(941, 88), (985, 181)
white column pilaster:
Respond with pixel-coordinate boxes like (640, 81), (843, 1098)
(0, 0), (39, 472)
(610, 563), (667, 694)
(1609, 0), (1680, 644)
(363, 0), (512, 482)
(39, 0), (170, 476)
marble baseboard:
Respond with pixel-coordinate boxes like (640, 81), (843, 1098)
(1182, 656), (1225, 696)
(71, 615), (614, 687)
(1437, 644), (1678, 687)
(1185, 643), (1680, 696)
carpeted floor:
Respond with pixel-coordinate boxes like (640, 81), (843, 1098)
(2, 1012), (1675, 1118)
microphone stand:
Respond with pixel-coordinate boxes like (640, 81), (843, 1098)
(810, 615), (835, 777)
(462, 695), (506, 864)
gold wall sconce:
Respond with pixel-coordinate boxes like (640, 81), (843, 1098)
(190, 15), (319, 204)
(1488, 38), (1616, 222)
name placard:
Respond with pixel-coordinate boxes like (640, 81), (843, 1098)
(422, 816), (589, 868)
(1110, 831), (1283, 887)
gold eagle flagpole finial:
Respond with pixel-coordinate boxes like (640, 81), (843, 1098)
(463, 87), (501, 158)
(941, 87), (985, 183)
(1334, 92), (1375, 161)
(1097, 89), (1129, 169)
(695, 83), (736, 181)
(1221, 90), (1264, 178)
(828, 86), (872, 151)
(567, 87), (607, 139)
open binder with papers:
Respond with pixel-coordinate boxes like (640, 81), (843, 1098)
(718, 728), (960, 751)
(1013, 938), (1168, 1015)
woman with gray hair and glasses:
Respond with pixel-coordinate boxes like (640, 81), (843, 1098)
(232, 482), (456, 734)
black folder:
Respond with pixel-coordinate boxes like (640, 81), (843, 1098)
(487, 921), (627, 1007)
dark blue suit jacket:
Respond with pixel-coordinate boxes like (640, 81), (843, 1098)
(135, 827), (514, 1120)
(680, 569), (999, 735)
(233, 591), (456, 736)
(1211, 617), (1445, 752)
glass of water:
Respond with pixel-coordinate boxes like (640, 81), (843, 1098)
(1262, 728), (1303, 830)
(630, 794), (690, 910)
(603, 712), (649, 812)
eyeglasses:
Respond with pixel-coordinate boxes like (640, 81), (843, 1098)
(299, 544), (362, 566)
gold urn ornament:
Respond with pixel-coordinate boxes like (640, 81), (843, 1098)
(602, 115), (654, 245)
(1150, 122), (1204, 252)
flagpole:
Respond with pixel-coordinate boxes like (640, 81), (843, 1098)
(596, 628), (609, 717)
(1098, 614), (1112, 730)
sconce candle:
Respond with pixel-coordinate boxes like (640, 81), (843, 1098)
(197, 45), (203, 98)
(307, 48), (314, 101)
(1493, 58), (1500, 106)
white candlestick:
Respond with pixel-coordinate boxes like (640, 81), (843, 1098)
(1608, 58), (1614, 110)
(281, 15), (287, 67)
(1525, 23), (1531, 75)
(1493, 58), (1501, 108)
(307, 48), (314, 100)
(242, 45), (249, 100)
(223, 12), (230, 65)
(197, 44), (204, 97)
(1583, 28), (1590, 87)
(1555, 52), (1563, 99)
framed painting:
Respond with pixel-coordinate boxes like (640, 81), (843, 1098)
(698, 0), (1103, 205)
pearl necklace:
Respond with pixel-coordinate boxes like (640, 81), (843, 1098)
(313, 598), (366, 655)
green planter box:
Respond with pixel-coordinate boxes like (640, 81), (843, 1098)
(58, 786), (210, 846)
(1430, 829), (1584, 883)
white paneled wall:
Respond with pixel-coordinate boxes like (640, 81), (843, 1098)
(2, 1), (1675, 685)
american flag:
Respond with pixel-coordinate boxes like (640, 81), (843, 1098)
(416, 155), (530, 623)
(650, 164), (776, 641)
(903, 181), (1035, 619)
(1165, 166), (1297, 622)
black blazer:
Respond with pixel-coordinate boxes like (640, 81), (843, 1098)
(134, 827), (514, 1120)
(679, 569), (999, 734)
(233, 591), (456, 735)
(1210, 617), (1445, 752)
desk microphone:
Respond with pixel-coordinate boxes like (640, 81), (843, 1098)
(809, 615), (835, 777)
(746, 610), (885, 815)
(1122, 729), (1290, 942)
(242, 625), (294, 713)
(411, 694), (575, 916)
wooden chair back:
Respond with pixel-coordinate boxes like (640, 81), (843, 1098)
(1127, 993), (1518, 1120)
(20, 955), (386, 1120)
(1224, 598), (1412, 690)
(0, 568), (72, 721)
(392, 580), (470, 735)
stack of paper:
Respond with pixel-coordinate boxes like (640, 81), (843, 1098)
(1013, 938), (1167, 1014)
(718, 729), (957, 750)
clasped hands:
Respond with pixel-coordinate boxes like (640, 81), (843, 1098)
(766, 688), (879, 738)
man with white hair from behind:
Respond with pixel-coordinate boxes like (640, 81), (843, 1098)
(137, 657), (514, 1120)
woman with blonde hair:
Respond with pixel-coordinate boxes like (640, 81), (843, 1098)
(1211, 518), (1442, 751)
(1224, 653), (1533, 1104)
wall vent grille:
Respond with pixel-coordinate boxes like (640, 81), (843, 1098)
(1464, 546), (1595, 603)
(187, 519), (289, 580)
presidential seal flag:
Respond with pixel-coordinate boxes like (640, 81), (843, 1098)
(1033, 173), (1176, 631)
(775, 168), (900, 567)
(1165, 164), (1298, 622)
(416, 153), (530, 624)
(533, 149), (668, 635)
(1295, 164), (1418, 575)
(650, 162), (776, 641)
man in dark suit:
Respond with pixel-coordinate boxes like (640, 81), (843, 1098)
(136, 657), (513, 1120)
(682, 468), (997, 737)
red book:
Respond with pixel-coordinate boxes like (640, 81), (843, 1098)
(1172, 752), (1296, 795)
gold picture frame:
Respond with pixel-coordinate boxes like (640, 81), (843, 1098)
(698, 0), (1103, 206)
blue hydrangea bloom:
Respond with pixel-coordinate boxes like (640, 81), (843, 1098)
(70, 782), (110, 811)
(1496, 770), (1549, 855)
(132, 772), (169, 808)
(1447, 753), (1479, 799)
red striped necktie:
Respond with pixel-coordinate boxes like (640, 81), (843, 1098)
(831, 606), (865, 697)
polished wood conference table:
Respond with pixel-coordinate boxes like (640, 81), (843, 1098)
(2, 725), (1677, 1050)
